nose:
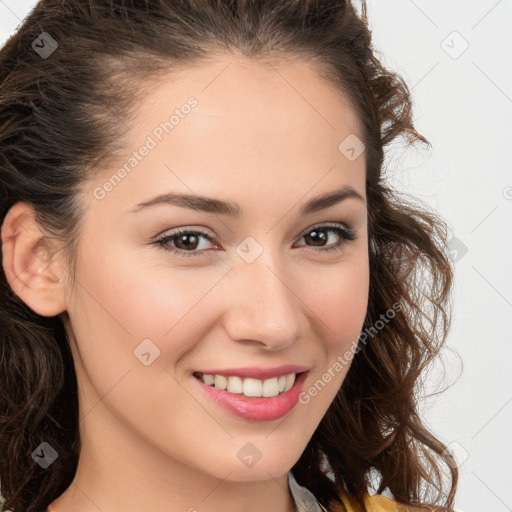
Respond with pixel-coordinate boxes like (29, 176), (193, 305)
(221, 249), (301, 351)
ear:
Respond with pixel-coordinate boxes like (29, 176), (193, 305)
(1, 202), (68, 317)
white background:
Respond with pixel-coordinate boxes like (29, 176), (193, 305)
(1, 1), (511, 511)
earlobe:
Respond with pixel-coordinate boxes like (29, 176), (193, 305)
(1, 202), (67, 317)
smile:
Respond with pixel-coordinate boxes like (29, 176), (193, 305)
(192, 367), (310, 422)
(193, 371), (296, 398)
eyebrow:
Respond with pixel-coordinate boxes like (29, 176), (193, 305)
(129, 185), (365, 217)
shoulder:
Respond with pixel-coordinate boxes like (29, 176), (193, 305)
(330, 492), (455, 512)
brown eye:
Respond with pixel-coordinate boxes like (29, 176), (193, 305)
(153, 223), (356, 258)
(296, 224), (356, 252)
(154, 229), (217, 257)
(303, 228), (329, 247)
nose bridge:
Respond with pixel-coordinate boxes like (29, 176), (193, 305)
(223, 243), (301, 347)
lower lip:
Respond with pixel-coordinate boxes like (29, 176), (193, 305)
(194, 372), (308, 422)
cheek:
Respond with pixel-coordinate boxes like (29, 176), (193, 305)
(305, 256), (370, 347)
(73, 238), (210, 333)
(296, 258), (369, 407)
(66, 242), (232, 384)
(65, 245), (227, 446)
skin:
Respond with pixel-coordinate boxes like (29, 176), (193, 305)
(1, 54), (369, 512)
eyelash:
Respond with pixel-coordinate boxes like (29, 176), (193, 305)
(153, 222), (357, 258)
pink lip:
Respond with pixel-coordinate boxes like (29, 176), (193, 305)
(194, 364), (309, 380)
(193, 370), (309, 422)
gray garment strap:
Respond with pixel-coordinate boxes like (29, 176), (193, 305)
(288, 470), (326, 512)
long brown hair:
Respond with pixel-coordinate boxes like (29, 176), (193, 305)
(0, 1), (458, 511)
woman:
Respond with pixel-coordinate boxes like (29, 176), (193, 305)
(0, 1), (459, 511)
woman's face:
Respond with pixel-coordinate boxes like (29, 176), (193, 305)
(62, 55), (369, 483)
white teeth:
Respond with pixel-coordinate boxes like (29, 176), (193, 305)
(214, 374), (227, 390)
(243, 378), (262, 397)
(284, 373), (296, 392)
(203, 374), (215, 386)
(198, 372), (297, 397)
(262, 377), (280, 397)
(227, 376), (243, 394)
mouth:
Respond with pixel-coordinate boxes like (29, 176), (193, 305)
(193, 371), (299, 398)
(192, 366), (310, 422)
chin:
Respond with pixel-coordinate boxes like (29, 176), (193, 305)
(201, 432), (308, 482)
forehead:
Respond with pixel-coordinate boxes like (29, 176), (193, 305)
(84, 55), (366, 217)
(136, 54), (362, 138)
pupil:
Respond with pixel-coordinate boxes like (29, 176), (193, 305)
(177, 234), (198, 250)
(307, 229), (327, 247)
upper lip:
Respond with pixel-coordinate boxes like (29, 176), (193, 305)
(194, 364), (309, 380)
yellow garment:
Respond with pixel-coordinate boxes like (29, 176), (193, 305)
(287, 470), (443, 512)
(329, 492), (439, 511)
